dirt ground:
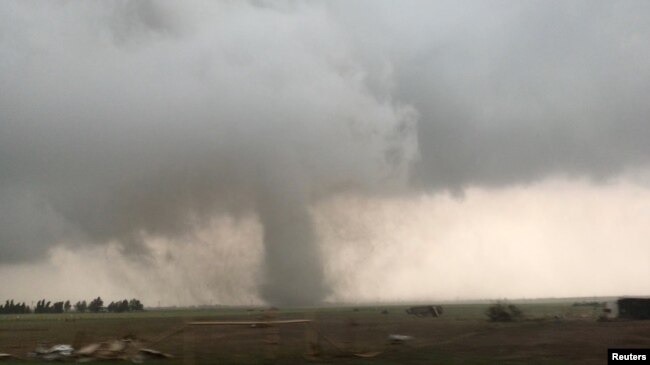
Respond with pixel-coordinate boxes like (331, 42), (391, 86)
(1, 303), (649, 364)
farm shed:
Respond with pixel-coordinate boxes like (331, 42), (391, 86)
(617, 298), (650, 320)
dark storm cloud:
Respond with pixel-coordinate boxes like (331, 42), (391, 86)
(0, 1), (415, 305)
(374, 1), (650, 189)
(2, 0), (650, 304)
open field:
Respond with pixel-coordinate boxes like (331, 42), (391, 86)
(1, 302), (649, 364)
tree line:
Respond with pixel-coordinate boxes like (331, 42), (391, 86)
(0, 300), (31, 314)
(0, 297), (144, 314)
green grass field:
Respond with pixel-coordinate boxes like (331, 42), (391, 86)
(0, 301), (647, 364)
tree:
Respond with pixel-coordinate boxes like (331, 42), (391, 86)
(74, 300), (87, 312)
(129, 299), (144, 311)
(35, 299), (45, 313)
(52, 301), (64, 313)
(88, 297), (103, 313)
(64, 300), (71, 312)
(107, 299), (137, 313)
(118, 299), (129, 313)
(0, 300), (29, 314)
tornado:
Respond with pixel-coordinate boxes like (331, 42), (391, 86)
(0, 0), (417, 306)
(257, 187), (327, 306)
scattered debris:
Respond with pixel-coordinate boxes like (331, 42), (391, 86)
(28, 339), (171, 362)
(50, 344), (74, 355)
(76, 339), (136, 361)
(108, 339), (127, 353)
(75, 343), (101, 357)
(0, 353), (16, 361)
(405, 305), (443, 317)
(30, 344), (75, 361)
(138, 348), (173, 359)
(388, 334), (413, 344)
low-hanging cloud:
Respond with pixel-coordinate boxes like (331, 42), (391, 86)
(375, 1), (650, 189)
(326, 0), (650, 189)
(2, 0), (650, 305)
(0, 1), (417, 305)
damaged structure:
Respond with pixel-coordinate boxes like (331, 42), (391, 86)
(405, 305), (443, 318)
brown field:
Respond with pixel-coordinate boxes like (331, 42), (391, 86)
(1, 302), (649, 364)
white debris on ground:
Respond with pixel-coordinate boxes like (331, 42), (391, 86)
(30, 344), (74, 361)
(0, 353), (16, 361)
(27, 339), (172, 362)
(388, 334), (413, 344)
(138, 349), (173, 359)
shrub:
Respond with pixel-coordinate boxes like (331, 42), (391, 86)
(486, 301), (523, 322)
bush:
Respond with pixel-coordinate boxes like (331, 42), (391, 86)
(486, 301), (523, 322)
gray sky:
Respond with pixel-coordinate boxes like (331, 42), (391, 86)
(1, 0), (649, 305)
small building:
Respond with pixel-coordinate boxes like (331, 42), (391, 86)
(617, 298), (650, 320)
